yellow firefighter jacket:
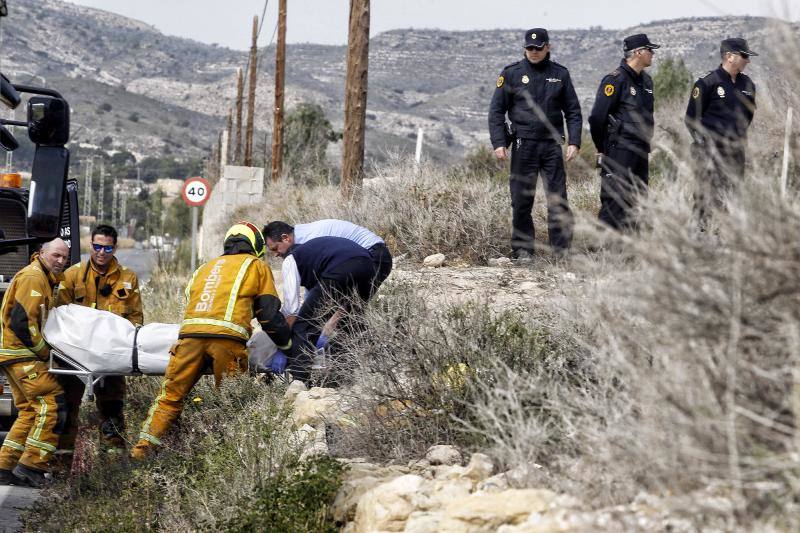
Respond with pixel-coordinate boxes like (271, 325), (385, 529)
(0, 254), (63, 364)
(56, 257), (143, 326)
(181, 253), (283, 344)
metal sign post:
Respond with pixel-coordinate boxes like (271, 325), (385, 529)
(182, 177), (212, 271)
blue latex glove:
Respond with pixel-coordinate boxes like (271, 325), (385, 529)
(315, 334), (329, 350)
(268, 350), (287, 374)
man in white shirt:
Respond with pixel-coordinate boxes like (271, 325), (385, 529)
(263, 219), (393, 323)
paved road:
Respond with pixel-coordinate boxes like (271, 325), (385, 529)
(80, 248), (158, 283)
(0, 486), (38, 532)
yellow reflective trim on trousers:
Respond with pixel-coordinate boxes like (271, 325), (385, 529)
(31, 337), (46, 353)
(0, 347), (36, 356)
(181, 318), (248, 337)
(33, 396), (49, 441)
(26, 437), (57, 453)
(138, 432), (162, 446)
(225, 257), (255, 322)
(140, 379), (167, 439)
(1, 438), (25, 452)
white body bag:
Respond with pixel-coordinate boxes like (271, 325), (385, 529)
(43, 304), (277, 376)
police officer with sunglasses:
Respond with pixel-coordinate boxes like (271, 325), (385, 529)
(55, 224), (143, 457)
(685, 38), (758, 227)
(488, 28), (583, 260)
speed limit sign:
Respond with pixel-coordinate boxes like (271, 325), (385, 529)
(182, 176), (211, 207)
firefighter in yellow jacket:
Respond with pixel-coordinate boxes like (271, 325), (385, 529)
(131, 222), (292, 459)
(0, 239), (70, 487)
(56, 224), (143, 451)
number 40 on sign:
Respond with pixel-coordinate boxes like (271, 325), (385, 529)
(182, 176), (212, 207)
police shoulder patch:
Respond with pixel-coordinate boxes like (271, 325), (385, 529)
(692, 86), (700, 99)
(604, 84), (615, 97)
(496, 75), (505, 88)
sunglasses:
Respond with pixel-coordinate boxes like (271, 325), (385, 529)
(525, 45), (546, 51)
(91, 243), (114, 253)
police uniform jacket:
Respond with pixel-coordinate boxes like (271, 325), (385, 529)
(0, 254), (62, 363)
(57, 257), (143, 326)
(181, 252), (291, 349)
(685, 66), (756, 144)
(488, 55), (583, 149)
(588, 60), (655, 153)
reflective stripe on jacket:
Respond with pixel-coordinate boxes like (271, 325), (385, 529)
(180, 253), (279, 342)
(56, 257), (144, 326)
(0, 255), (62, 363)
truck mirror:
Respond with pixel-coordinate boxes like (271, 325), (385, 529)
(0, 124), (18, 151)
(0, 74), (20, 109)
(27, 96), (69, 146)
(28, 145), (69, 238)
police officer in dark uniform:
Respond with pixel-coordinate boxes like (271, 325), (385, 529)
(685, 38), (757, 225)
(588, 34), (659, 231)
(488, 28), (582, 259)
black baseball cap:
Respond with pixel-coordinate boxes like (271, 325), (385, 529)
(524, 28), (549, 49)
(623, 34), (661, 52)
(721, 38), (758, 56)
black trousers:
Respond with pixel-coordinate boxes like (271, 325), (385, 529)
(598, 143), (649, 231)
(509, 139), (573, 254)
(367, 242), (393, 295)
(290, 256), (376, 382)
(692, 140), (746, 228)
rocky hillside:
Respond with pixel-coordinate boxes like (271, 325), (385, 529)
(1, 0), (796, 164)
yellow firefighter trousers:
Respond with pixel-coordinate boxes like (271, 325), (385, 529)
(131, 337), (247, 459)
(0, 360), (65, 472)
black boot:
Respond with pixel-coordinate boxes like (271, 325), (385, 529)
(0, 468), (18, 485)
(12, 464), (51, 488)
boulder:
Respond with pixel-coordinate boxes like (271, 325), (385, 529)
(423, 253), (446, 267)
(291, 386), (343, 427)
(425, 444), (462, 466)
(353, 474), (426, 533)
(404, 511), (443, 533)
(462, 453), (495, 484)
(284, 379), (307, 403)
(488, 257), (513, 267)
(438, 489), (569, 532)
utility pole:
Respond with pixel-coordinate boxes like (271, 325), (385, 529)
(111, 184), (118, 227)
(226, 109), (233, 164)
(271, 0), (287, 181)
(83, 157), (94, 216)
(341, 0), (371, 196)
(234, 68), (244, 164)
(98, 160), (105, 223)
(244, 15), (259, 166)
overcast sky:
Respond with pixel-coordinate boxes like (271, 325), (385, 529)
(67, 0), (797, 50)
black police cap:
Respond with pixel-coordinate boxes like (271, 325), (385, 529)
(721, 38), (758, 56)
(524, 28), (549, 49)
(623, 33), (661, 52)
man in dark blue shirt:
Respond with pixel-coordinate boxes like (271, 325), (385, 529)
(275, 236), (376, 383)
(685, 38), (757, 226)
(589, 34), (659, 231)
(488, 28), (582, 259)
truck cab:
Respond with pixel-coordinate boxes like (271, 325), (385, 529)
(0, 72), (79, 440)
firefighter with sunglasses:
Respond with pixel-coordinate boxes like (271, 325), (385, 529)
(56, 224), (143, 456)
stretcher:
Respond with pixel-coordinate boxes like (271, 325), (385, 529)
(42, 304), (278, 398)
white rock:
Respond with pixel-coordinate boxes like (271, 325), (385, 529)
(488, 257), (512, 267)
(462, 453), (495, 483)
(439, 488), (568, 532)
(291, 386), (343, 427)
(425, 445), (462, 466)
(284, 379), (307, 403)
(423, 253), (446, 267)
(353, 474), (426, 533)
(404, 511), (443, 533)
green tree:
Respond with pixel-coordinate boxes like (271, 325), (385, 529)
(653, 57), (693, 107)
(282, 103), (341, 184)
